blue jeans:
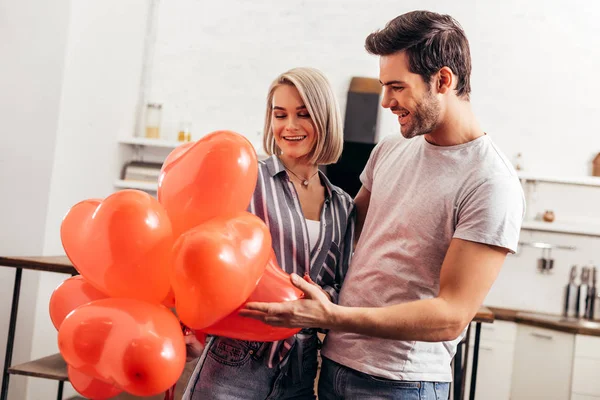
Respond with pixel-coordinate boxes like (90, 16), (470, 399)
(184, 333), (319, 399)
(318, 357), (450, 400)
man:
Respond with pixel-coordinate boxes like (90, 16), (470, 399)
(243, 10), (525, 399)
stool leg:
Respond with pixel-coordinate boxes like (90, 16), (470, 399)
(1, 268), (23, 400)
(56, 380), (64, 400)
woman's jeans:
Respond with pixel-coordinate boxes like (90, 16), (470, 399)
(184, 332), (319, 400)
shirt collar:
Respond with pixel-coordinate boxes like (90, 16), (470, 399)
(264, 155), (343, 199)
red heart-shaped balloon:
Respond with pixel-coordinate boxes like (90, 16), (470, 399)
(68, 365), (122, 399)
(58, 298), (186, 397)
(49, 276), (108, 330)
(158, 130), (258, 237)
(202, 252), (303, 341)
(60, 190), (174, 303)
(172, 211), (271, 330)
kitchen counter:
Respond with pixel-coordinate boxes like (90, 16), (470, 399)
(473, 306), (494, 323)
(488, 306), (600, 337)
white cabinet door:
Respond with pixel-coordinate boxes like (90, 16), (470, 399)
(571, 394), (600, 400)
(464, 340), (515, 400)
(572, 334), (600, 397)
(510, 325), (575, 400)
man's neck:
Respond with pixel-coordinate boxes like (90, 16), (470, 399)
(424, 100), (484, 146)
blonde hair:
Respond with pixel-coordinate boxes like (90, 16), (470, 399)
(262, 67), (343, 165)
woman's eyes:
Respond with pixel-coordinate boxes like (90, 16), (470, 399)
(274, 113), (311, 119)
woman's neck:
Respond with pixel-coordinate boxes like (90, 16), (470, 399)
(279, 155), (319, 180)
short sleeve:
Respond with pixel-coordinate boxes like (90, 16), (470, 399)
(359, 137), (393, 192)
(453, 175), (525, 253)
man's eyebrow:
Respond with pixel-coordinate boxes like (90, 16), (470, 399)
(379, 80), (408, 86)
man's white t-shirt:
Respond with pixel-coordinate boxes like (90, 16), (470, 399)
(322, 134), (525, 382)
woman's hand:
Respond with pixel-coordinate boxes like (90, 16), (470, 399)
(184, 331), (207, 362)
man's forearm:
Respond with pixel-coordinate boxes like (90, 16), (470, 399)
(326, 297), (472, 342)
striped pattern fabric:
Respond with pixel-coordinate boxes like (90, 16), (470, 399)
(248, 155), (355, 368)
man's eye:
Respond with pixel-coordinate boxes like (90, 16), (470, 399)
(392, 86), (404, 92)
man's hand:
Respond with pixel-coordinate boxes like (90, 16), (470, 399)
(239, 273), (336, 329)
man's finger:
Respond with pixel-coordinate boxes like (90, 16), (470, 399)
(291, 273), (322, 299)
(304, 274), (317, 285)
(244, 301), (277, 313)
(238, 308), (268, 321)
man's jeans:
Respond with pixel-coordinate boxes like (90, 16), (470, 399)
(318, 357), (450, 400)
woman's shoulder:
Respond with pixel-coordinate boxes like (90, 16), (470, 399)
(328, 182), (355, 209)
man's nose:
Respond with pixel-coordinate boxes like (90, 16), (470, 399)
(381, 90), (397, 109)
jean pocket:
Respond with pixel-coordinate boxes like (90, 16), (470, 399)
(365, 374), (421, 389)
(208, 338), (259, 367)
(435, 382), (450, 400)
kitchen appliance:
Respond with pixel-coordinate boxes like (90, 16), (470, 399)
(564, 265), (578, 318)
(576, 266), (590, 318)
(586, 266), (597, 320)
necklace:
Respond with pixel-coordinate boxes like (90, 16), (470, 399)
(283, 165), (319, 187)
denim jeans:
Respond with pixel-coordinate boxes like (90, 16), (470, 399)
(318, 357), (450, 400)
(183, 333), (319, 400)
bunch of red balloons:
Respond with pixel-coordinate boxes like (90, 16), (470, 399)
(50, 131), (303, 399)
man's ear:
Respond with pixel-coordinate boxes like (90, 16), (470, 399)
(436, 66), (454, 94)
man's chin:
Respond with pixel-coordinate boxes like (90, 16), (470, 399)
(400, 127), (417, 139)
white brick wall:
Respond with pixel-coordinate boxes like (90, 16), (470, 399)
(146, 0), (600, 176)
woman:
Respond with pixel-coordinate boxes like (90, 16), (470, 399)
(183, 67), (355, 399)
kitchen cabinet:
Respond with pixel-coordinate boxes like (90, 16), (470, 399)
(510, 325), (575, 400)
(463, 321), (517, 400)
(572, 334), (600, 398)
(572, 395), (600, 400)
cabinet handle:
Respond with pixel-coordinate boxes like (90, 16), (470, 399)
(530, 332), (553, 340)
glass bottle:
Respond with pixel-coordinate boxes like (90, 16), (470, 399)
(145, 103), (162, 139)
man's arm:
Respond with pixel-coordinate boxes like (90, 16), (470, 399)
(353, 186), (370, 246)
(241, 238), (507, 342)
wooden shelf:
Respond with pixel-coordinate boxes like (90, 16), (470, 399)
(518, 173), (600, 187)
(521, 220), (600, 237)
(118, 137), (184, 149)
(8, 353), (68, 381)
(114, 179), (158, 191)
(0, 256), (76, 274)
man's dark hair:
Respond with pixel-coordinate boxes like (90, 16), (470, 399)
(365, 10), (472, 99)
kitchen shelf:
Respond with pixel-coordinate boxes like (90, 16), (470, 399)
(521, 220), (600, 237)
(7, 353), (68, 381)
(118, 137), (269, 160)
(114, 179), (158, 191)
(518, 173), (600, 187)
(118, 137), (183, 149)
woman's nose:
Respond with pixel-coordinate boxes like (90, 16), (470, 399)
(285, 117), (299, 131)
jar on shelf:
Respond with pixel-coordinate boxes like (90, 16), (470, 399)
(593, 152), (600, 177)
(178, 121), (192, 142)
(145, 103), (162, 139)
(542, 210), (555, 223)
